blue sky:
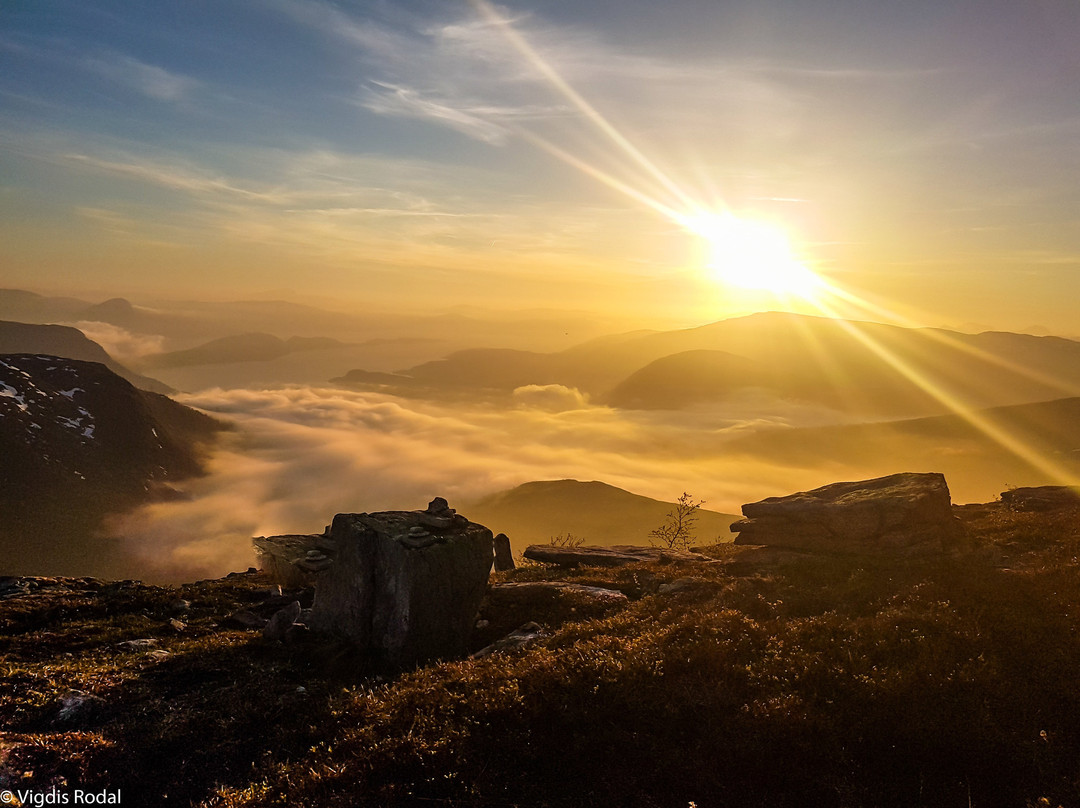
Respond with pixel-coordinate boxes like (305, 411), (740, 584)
(2, 0), (1078, 330)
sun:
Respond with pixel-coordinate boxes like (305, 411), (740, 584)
(682, 211), (822, 300)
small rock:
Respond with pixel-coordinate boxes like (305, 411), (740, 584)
(117, 639), (159, 651)
(221, 610), (268, 630)
(284, 623), (311, 644)
(398, 529), (444, 549)
(418, 496), (458, 528)
(657, 577), (700, 595)
(0, 578), (30, 599)
(471, 622), (544, 659)
(295, 555), (333, 573)
(263, 600), (302, 642)
(493, 533), (515, 571)
(168, 599), (191, 615)
(168, 618), (186, 633)
(54, 691), (106, 727)
(428, 497), (452, 513)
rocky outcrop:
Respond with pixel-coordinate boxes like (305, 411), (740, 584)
(304, 498), (494, 669)
(522, 544), (711, 568)
(1000, 485), (1080, 512)
(0, 354), (222, 577)
(0, 320), (172, 393)
(731, 472), (965, 556)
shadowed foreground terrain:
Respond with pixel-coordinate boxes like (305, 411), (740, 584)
(2, 501), (1080, 807)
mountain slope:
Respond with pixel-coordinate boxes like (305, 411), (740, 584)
(463, 479), (740, 549)
(0, 320), (172, 393)
(143, 332), (348, 369)
(0, 355), (223, 576)
(724, 395), (1080, 504)
(606, 349), (769, 409)
(0, 288), (90, 322)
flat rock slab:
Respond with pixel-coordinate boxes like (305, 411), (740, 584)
(522, 544), (710, 568)
(490, 581), (629, 603)
(732, 472), (965, 556)
(1000, 485), (1080, 512)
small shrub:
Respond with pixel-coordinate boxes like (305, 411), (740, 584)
(548, 532), (584, 548)
(649, 492), (703, 551)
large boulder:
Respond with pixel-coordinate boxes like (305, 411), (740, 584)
(306, 498), (494, 669)
(731, 472), (965, 556)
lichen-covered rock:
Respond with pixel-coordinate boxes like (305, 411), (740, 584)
(307, 499), (493, 669)
(731, 472), (965, 555)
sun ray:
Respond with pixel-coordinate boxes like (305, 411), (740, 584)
(472, 3), (1080, 490)
(822, 280), (1080, 400)
(469, 0), (697, 213)
(807, 292), (1080, 487)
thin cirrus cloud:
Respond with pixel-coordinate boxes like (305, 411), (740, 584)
(84, 52), (200, 103)
(24, 131), (644, 282)
(359, 81), (514, 145)
(64, 151), (283, 202)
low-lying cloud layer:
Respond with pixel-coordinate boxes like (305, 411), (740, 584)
(111, 386), (834, 580)
(66, 321), (166, 364)
(109, 384), (1068, 581)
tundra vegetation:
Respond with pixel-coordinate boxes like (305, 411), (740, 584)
(1, 501), (1079, 807)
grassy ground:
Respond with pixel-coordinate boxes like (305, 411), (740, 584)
(2, 502), (1080, 807)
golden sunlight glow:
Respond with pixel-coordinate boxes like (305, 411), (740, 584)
(682, 211), (822, 299)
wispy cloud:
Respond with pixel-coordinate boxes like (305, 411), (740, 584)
(65, 152), (282, 201)
(85, 53), (200, 102)
(359, 81), (513, 144)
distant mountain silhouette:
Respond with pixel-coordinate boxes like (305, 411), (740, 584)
(0, 355), (224, 576)
(371, 312), (1080, 419)
(0, 320), (172, 393)
(463, 479), (740, 550)
(143, 332), (348, 369)
(0, 288), (90, 322)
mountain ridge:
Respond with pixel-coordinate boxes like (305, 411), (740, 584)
(464, 478), (740, 548)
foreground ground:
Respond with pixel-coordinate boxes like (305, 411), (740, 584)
(2, 501), (1079, 807)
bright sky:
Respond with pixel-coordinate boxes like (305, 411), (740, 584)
(2, 0), (1078, 331)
